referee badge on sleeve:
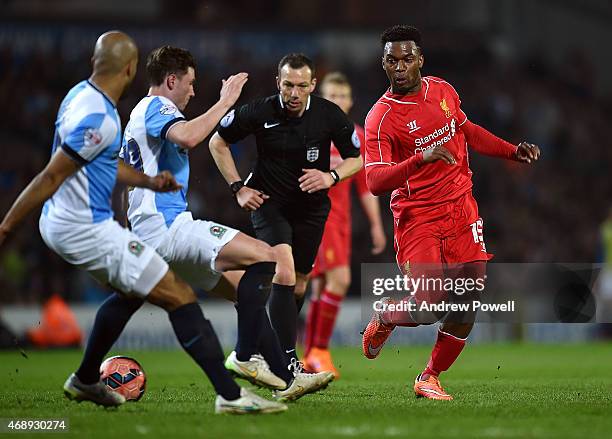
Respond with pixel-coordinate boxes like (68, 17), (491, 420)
(306, 145), (319, 162)
(220, 110), (235, 128)
(351, 129), (361, 148)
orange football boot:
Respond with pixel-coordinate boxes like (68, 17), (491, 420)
(304, 347), (340, 379)
(413, 374), (453, 400)
(361, 298), (395, 359)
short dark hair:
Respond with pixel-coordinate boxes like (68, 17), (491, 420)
(277, 53), (315, 77)
(146, 46), (196, 86)
(380, 25), (422, 49)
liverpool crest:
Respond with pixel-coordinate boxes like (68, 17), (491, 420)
(440, 98), (452, 118)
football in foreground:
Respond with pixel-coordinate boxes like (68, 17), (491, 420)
(100, 356), (146, 401)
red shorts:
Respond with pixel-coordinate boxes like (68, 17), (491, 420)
(311, 222), (350, 278)
(393, 192), (493, 274)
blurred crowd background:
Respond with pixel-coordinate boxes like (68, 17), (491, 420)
(1, 0), (611, 305)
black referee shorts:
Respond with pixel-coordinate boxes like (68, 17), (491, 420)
(250, 199), (330, 275)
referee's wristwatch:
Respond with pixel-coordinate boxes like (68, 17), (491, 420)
(230, 180), (244, 196)
(329, 169), (340, 186)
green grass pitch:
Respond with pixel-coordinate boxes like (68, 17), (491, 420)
(1, 343), (611, 438)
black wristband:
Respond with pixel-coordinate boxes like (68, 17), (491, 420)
(329, 169), (340, 186)
(230, 180), (244, 196)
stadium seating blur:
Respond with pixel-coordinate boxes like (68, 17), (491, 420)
(1, 1), (611, 305)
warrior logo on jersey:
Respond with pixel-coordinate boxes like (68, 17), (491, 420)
(440, 98), (452, 118)
(306, 145), (319, 162)
(220, 110), (235, 128)
(128, 241), (144, 257)
(210, 225), (227, 239)
(84, 128), (102, 147)
(351, 129), (361, 148)
(159, 104), (177, 115)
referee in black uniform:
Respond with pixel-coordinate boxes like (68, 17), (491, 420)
(210, 53), (363, 363)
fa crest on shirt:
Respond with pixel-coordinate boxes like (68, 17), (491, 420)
(306, 145), (319, 162)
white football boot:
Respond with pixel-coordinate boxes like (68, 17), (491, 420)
(63, 373), (125, 407)
(215, 388), (288, 414)
(224, 351), (287, 390)
(273, 359), (334, 402)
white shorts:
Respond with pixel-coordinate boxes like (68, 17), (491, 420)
(39, 215), (168, 298)
(155, 212), (239, 291)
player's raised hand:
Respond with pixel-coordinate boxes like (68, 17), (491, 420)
(422, 145), (456, 165)
(148, 171), (183, 192)
(299, 169), (335, 193)
(236, 186), (269, 211)
(220, 73), (249, 107)
(516, 142), (541, 164)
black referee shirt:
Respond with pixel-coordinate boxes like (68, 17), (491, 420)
(217, 94), (361, 206)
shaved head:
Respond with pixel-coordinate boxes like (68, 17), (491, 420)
(92, 31), (138, 76)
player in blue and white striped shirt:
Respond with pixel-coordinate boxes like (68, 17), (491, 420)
(0, 33), (286, 414)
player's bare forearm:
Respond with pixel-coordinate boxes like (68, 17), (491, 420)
(0, 149), (79, 240)
(167, 100), (233, 150)
(359, 192), (386, 254)
(168, 73), (248, 150)
(117, 161), (182, 192)
(209, 132), (242, 184)
(335, 156), (363, 181)
(359, 192), (383, 230)
(117, 161), (152, 188)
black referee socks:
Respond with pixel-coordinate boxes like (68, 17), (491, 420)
(268, 283), (299, 363)
(169, 302), (241, 401)
(235, 262), (275, 361)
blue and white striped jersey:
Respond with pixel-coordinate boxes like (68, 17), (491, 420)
(42, 80), (121, 224)
(120, 95), (188, 247)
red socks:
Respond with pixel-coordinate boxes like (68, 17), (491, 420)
(422, 329), (466, 378)
(304, 298), (319, 355)
(305, 290), (344, 354)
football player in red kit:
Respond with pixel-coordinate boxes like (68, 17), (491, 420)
(304, 72), (386, 377)
(362, 25), (540, 400)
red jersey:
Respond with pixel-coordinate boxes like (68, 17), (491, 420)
(364, 76), (517, 221)
(327, 124), (368, 232)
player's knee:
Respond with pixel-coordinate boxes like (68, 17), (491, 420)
(327, 272), (351, 295)
(148, 271), (197, 312)
(242, 240), (276, 266)
(440, 321), (474, 339)
(273, 267), (296, 286)
(294, 282), (307, 298)
(254, 241), (276, 264)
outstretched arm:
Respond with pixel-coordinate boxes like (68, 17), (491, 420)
(0, 149), (79, 244)
(461, 120), (540, 163)
(166, 73), (248, 149)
